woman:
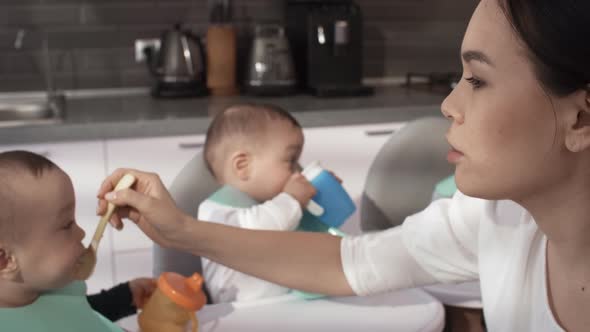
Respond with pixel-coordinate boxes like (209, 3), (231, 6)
(98, 1), (590, 330)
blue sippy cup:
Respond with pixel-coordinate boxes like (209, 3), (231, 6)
(301, 161), (356, 228)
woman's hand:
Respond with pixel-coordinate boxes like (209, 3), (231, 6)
(96, 168), (189, 248)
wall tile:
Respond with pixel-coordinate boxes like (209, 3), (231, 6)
(0, 0), (475, 92)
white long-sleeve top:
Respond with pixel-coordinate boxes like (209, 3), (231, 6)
(199, 192), (303, 303)
(342, 191), (564, 332)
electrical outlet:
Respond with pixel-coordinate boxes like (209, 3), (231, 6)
(134, 38), (161, 62)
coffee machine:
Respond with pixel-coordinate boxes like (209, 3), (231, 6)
(286, 0), (373, 97)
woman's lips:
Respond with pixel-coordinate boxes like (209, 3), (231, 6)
(447, 147), (464, 163)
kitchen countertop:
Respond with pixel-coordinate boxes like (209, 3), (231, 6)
(0, 86), (446, 145)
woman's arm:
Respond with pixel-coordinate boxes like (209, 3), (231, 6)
(99, 168), (354, 296)
(182, 219), (352, 295)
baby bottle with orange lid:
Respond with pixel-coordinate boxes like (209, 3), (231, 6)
(138, 272), (207, 332)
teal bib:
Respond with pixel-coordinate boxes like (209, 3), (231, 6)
(433, 175), (457, 200)
(208, 185), (347, 299)
(0, 281), (123, 332)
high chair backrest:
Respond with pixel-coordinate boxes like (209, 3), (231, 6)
(152, 151), (220, 282)
(360, 117), (453, 231)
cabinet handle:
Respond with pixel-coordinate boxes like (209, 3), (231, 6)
(178, 142), (204, 150)
(365, 129), (396, 137)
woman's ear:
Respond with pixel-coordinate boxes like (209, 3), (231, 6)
(564, 87), (590, 153)
(230, 151), (251, 181)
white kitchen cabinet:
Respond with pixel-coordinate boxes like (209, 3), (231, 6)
(105, 134), (205, 252)
(301, 122), (406, 234)
(302, 122), (405, 200)
(113, 249), (153, 285)
(105, 134), (206, 189)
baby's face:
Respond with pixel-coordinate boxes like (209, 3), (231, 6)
(246, 121), (304, 202)
(12, 169), (85, 291)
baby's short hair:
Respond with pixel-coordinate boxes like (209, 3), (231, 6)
(0, 151), (58, 243)
(203, 103), (301, 179)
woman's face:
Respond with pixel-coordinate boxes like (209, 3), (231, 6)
(442, 0), (573, 201)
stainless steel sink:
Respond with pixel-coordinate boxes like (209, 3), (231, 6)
(2, 29), (67, 127)
(0, 95), (64, 127)
(0, 102), (53, 120)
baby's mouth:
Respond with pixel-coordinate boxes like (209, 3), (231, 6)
(73, 244), (86, 265)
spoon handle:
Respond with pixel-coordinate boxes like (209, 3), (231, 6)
(90, 173), (136, 250)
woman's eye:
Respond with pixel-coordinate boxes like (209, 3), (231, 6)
(464, 76), (485, 89)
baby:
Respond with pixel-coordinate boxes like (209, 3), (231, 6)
(200, 103), (318, 303)
(0, 150), (155, 331)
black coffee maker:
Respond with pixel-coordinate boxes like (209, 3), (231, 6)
(286, 0), (373, 97)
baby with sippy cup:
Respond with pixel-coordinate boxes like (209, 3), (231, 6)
(199, 103), (354, 303)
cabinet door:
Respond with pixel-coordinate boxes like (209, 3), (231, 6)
(113, 249), (153, 285)
(302, 122), (405, 201)
(301, 122), (406, 234)
(0, 141), (112, 293)
(106, 134), (205, 252)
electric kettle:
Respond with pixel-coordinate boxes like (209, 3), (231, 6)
(246, 24), (297, 96)
(145, 24), (208, 98)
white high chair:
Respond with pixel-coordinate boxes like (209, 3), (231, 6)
(152, 151), (219, 283)
(359, 116), (484, 330)
(145, 143), (444, 332)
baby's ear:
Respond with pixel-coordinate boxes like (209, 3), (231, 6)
(0, 248), (19, 280)
(230, 151), (251, 181)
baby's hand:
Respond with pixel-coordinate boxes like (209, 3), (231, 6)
(129, 277), (157, 309)
(327, 170), (343, 183)
(283, 173), (317, 207)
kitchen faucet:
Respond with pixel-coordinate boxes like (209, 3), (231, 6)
(13, 28), (65, 118)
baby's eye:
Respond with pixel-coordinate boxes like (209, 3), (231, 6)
(288, 159), (299, 170)
(62, 220), (75, 230)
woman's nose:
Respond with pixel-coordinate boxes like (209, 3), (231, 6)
(441, 88), (465, 124)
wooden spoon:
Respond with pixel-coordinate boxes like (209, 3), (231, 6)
(74, 173), (136, 281)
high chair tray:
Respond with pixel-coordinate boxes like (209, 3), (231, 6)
(118, 288), (444, 332)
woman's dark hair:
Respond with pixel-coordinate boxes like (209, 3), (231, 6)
(498, 0), (590, 96)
